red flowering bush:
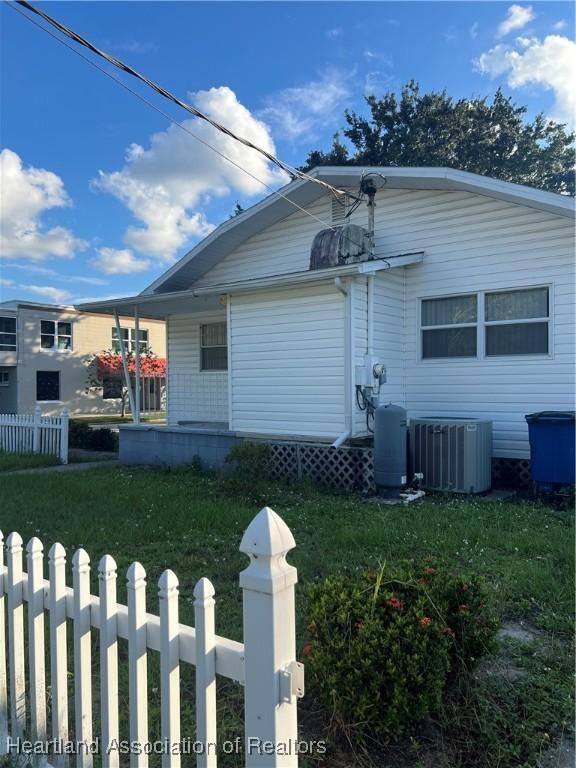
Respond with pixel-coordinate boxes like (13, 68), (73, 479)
(304, 561), (497, 745)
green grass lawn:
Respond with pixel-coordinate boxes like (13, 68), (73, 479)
(0, 465), (573, 766)
(0, 451), (60, 472)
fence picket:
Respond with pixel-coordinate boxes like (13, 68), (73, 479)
(6, 533), (26, 738)
(0, 409), (69, 463)
(159, 570), (180, 768)
(0, 532), (7, 752)
(194, 578), (217, 768)
(49, 543), (69, 766)
(99, 555), (119, 768)
(0, 508), (302, 766)
(127, 562), (148, 768)
(26, 538), (47, 744)
(72, 549), (93, 768)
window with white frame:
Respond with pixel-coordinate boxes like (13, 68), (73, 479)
(111, 327), (149, 354)
(484, 287), (549, 356)
(200, 322), (228, 371)
(0, 317), (17, 351)
(40, 320), (72, 350)
(420, 287), (550, 360)
(421, 294), (478, 359)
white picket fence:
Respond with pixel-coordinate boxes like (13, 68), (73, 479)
(0, 506), (304, 767)
(0, 406), (69, 464)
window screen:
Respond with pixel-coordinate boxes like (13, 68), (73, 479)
(421, 294), (477, 359)
(0, 317), (16, 351)
(200, 322), (228, 371)
(36, 371), (60, 401)
(485, 287), (549, 356)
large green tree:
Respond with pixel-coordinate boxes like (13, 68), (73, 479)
(301, 82), (575, 195)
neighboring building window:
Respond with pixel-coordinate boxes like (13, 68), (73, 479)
(485, 287), (549, 356)
(200, 322), (228, 371)
(421, 294), (477, 359)
(40, 320), (72, 350)
(102, 377), (123, 399)
(0, 369), (9, 386)
(111, 327), (149, 353)
(421, 286), (550, 360)
(0, 317), (17, 351)
(36, 371), (60, 401)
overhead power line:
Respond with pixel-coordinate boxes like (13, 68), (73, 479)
(8, 2), (348, 235)
(13, 0), (354, 202)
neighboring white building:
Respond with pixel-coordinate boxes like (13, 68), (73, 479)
(78, 167), (575, 464)
(0, 301), (166, 416)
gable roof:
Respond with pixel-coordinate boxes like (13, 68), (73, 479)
(143, 166), (574, 295)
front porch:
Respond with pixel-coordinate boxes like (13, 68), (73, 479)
(119, 421), (239, 468)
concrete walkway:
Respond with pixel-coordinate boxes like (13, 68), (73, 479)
(2, 460), (119, 477)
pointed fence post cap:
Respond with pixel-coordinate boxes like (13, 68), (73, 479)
(26, 536), (44, 555)
(193, 576), (215, 601)
(240, 506), (295, 557)
(6, 532), (23, 550)
(72, 548), (90, 568)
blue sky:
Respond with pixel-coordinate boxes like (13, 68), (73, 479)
(1, 1), (574, 305)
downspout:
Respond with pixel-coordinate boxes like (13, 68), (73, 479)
(134, 305), (141, 425)
(113, 309), (136, 419)
(332, 276), (355, 447)
(367, 273), (375, 358)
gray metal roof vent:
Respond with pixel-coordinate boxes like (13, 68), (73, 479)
(309, 223), (370, 270)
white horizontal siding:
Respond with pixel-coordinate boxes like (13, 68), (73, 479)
(166, 313), (228, 424)
(195, 197), (331, 286)
(230, 283), (345, 437)
(390, 190), (574, 459)
(187, 185), (572, 452)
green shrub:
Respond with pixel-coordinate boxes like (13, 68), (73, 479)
(69, 419), (91, 448)
(305, 561), (498, 746)
(225, 441), (272, 479)
(68, 421), (118, 452)
(87, 428), (118, 452)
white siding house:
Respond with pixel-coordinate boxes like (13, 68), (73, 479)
(78, 167), (575, 466)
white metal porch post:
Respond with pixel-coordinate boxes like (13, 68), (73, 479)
(113, 310), (136, 420)
(134, 306), (141, 425)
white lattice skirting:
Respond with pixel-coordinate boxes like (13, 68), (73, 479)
(268, 443), (531, 492)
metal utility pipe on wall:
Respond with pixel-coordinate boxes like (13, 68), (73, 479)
(134, 305), (141, 425)
(113, 309), (136, 420)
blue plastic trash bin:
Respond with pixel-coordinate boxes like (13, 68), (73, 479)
(525, 411), (575, 487)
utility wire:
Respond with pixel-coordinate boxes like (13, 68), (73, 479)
(7, 1), (358, 235)
(13, 0), (355, 203)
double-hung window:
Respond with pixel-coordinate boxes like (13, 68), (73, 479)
(0, 317), (16, 351)
(420, 286), (550, 360)
(40, 320), (72, 350)
(421, 294), (478, 359)
(200, 322), (228, 371)
(111, 327), (149, 353)
(484, 287), (549, 356)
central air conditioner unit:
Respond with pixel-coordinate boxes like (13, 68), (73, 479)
(409, 417), (492, 494)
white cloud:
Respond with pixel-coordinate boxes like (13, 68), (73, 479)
(364, 71), (397, 96)
(91, 247), (151, 275)
(0, 278), (15, 287)
(553, 20), (567, 31)
(95, 86), (284, 260)
(476, 34), (576, 127)
(326, 27), (343, 40)
(443, 26), (459, 42)
(364, 50), (393, 68)
(469, 21), (479, 39)
(259, 70), (352, 142)
(0, 149), (87, 261)
(3, 263), (107, 285)
(497, 5), (535, 38)
(22, 284), (72, 304)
